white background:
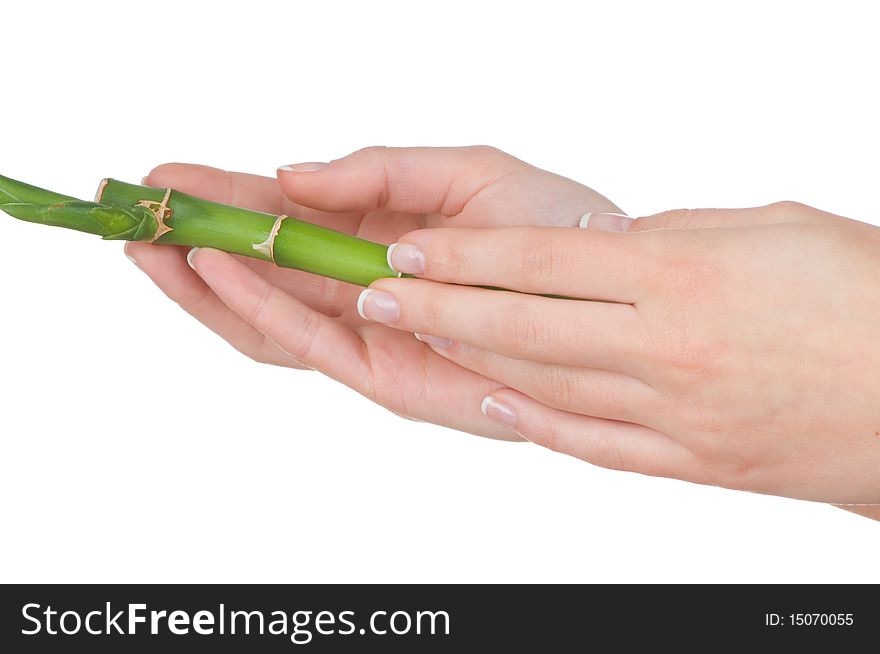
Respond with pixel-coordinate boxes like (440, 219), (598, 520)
(1, 0), (878, 583)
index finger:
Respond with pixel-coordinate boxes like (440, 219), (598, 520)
(390, 226), (662, 303)
(145, 163), (285, 214)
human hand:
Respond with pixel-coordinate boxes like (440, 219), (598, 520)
(125, 146), (619, 440)
(360, 202), (880, 504)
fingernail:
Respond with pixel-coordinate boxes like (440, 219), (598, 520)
(579, 212), (632, 231)
(414, 333), (453, 349)
(480, 395), (518, 428)
(278, 162), (329, 173)
(387, 243), (425, 275)
(187, 247), (200, 270)
(356, 289), (400, 323)
(124, 244), (139, 267)
(140, 176), (149, 185)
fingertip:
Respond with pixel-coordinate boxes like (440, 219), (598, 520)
(123, 242), (139, 267)
(123, 240), (157, 261)
(480, 392), (519, 429)
(356, 288), (371, 320)
(275, 164), (322, 203)
(579, 212), (633, 231)
(277, 162), (329, 174)
(145, 163), (226, 192)
(386, 242), (426, 276)
(394, 227), (437, 253)
(184, 246), (225, 269)
(144, 162), (179, 178)
(142, 163), (181, 187)
(186, 247), (200, 270)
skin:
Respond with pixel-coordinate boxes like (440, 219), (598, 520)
(368, 202), (880, 510)
(127, 146), (880, 517)
(125, 146), (620, 442)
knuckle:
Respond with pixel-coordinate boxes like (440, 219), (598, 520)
(283, 308), (321, 361)
(655, 332), (727, 379)
(680, 409), (771, 492)
(413, 290), (443, 334)
(245, 282), (274, 327)
(238, 343), (268, 365)
(466, 145), (508, 162)
(321, 278), (345, 319)
(536, 366), (578, 405)
(590, 427), (636, 472)
(178, 283), (214, 314)
(497, 303), (551, 356)
(515, 234), (564, 285)
(710, 453), (764, 492)
(351, 147), (392, 207)
(679, 400), (728, 435)
(586, 375), (632, 418)
(661, 247), (723, 303)
(766, 200), (807, 215)
(535, 420), (564, 454)
(649, 208), (701, 230)
(353, 145), (389, 161)
(235, 334), (283, 368)
(425, 237), (465, 278)
(242, 339), (271, 365)
(365, 338), (423, 417)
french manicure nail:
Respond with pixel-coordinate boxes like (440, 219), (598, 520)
(278, 162), (329, 173)
(387, 243), (426, 274)
(357, 289), (400, 323)
(187, 247), (200, 270)
(480, 395), (518, 428)
(414, 333), (453, 349)
(579, 212), (633, 231)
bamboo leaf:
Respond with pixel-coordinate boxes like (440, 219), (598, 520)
(0, 173), (77, 205)
(0, 200), (142, 238)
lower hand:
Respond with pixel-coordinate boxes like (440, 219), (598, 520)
(125, 146), (619, 440)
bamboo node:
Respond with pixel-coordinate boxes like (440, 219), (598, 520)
(252, 214), (288, 262)
(136, 187), (174, 242)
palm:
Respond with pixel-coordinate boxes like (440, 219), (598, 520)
(133, 151), (618, 440)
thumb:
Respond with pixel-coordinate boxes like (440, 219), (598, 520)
(582, 202), (838, 232)
(275, 145), (523, 215)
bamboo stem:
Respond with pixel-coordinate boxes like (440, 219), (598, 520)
(1, 174), (584, 301)
(1, 174), (398, 287)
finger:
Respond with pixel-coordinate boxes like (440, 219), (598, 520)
(189, 247), (372, 389)
(276, 145), (525, 216)
(145, 162), (363, 235)
(146, 163), (285, 214)
(582, 202), (845, 232)
(234, 257), (349, 317)
(389, 226), (657, 302)
(145, 164), (357, 311)
(481, 387), (701, 481)
(125, 242), (304, 368)
(360, 279), (646, 374)
(192, 246), (527, 441)
(416, 336), (661, 425)
(371, 336), (528, 442)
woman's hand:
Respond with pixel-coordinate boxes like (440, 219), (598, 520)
(361, 202), (880, 504)
(125, 146), (619, 440)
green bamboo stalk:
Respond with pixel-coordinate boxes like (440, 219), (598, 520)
(0, 173), (397, 287)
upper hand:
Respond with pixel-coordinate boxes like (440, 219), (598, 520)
(361, 202), (880, 503)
